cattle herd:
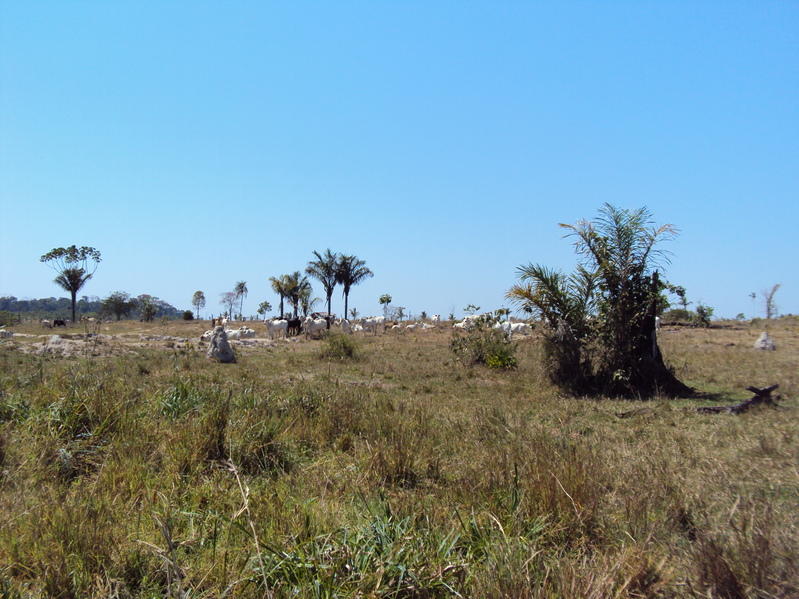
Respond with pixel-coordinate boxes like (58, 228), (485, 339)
(202, 312), (534, 342)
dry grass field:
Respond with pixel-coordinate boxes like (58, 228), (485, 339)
(0, 318), (797, 597)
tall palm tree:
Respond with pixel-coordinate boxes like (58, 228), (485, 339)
(336, 255), (373, 321)
(306, 249), (339, 325)
(40, 245), (101, 322)
(284, 271), (311, 318)
(234, 281), (248, 319)
(269, 275), (289, 318)
(54, 267), (94, 323)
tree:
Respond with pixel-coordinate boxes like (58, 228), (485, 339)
(379, 294), (392, 318)
(101, 291), (136, 321)
(507, 204), (690, 397)
(192, 291), (206, 320)
(40, 245), (101, 322)
(306, 249), (339, 324)
(137, 294), (158, 322)
(270, 275), (290, 318)
(336, 255), (373, 321)
(234, 281), (248, 319)
(257, 301), (272, 320)
(763, 284), (781, 319)
(219, 291), (237, 319)
(283, 271), (311, 318)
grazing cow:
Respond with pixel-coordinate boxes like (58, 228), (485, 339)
(302, 316), (328, 339)
(405, 323), (420, 332)
(359, 316), (386, 335)
(41, 319), (52, 328)
(340, 319), (351, 334)
(0, 327), (12, 339)
(53, 319), (67, 327)
(266, 319), (288, 339)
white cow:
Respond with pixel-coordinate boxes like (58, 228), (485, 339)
(339, 319), (351, 334)
(0, 327), (12, 339)
(359, 316), (386, 335)
(226, 327), (256, 340)
(303, 316), (328, 339)
(431, 314), (441, 326)
(510, 322), (530, 335)
(266, 319), (288, 339)
(493, 320), (513, 337)
(655, 316), (662, 331)
(405, 323), (420, 332)
(41, 319), (52, 328)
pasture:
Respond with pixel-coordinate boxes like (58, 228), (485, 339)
(0, 318), (797, 597)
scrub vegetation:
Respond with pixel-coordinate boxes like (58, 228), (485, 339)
(0, 318), (797, 597)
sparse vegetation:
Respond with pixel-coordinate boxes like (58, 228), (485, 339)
(0, 318), (796, 597)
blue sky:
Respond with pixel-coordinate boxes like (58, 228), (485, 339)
(1, 2), (797, 320)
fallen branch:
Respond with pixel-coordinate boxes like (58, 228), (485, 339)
(697, 384), (780, 415)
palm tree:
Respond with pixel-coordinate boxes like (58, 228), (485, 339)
(507, 204), (688, 396)
(306, 249), (339, 326)
(234, 281), (248, 319)
(336, 255), (373, 321)
(284, 271), (311, 318)
(40, 245), (101, 322)
(270, 275), (290, 318)
(53, 268), (95, 323)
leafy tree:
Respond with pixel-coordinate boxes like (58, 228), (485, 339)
(40, 245), (101, 322)
(379, 294), (392, 319)
(763, 284), (781, 319)
(102, 291), (136, 321)
(349, 307), (359, 320)
(463, 304), (481, 316)
(257, 301), (272, 320)
(219, 291), (237, 319)
(192, 291), (206, 320)
(336, 255), (373, 321)
(306, 249), (339, 322)
(694, 302), (714, 327)
(507, 204), (690, 397)
(234, 281), (248, 319)
(182, 310), (194, 321)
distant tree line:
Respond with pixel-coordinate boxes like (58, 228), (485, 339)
(0, 295), (183, 322)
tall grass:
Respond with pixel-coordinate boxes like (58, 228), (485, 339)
(0, 319), (797, 596)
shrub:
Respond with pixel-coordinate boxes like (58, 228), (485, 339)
(0, 310), (16, 327)
(450, 327), (518, 369)
(182, 310), (194, 321)
(318, 332), (360, 361)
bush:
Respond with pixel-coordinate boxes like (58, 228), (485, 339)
(318, 332), (360, 360)
(450, 328), (518, 369)
(0, 310), (16, 327)
(182, 310), (194, 321)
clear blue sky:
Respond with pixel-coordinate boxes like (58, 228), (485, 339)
(2, 2), (797, 320)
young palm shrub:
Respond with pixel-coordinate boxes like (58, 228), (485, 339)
(506, 265), (596, 390)
(507, 204), (691, 397)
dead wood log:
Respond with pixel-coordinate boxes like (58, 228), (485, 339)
(697, 384), (780, 415)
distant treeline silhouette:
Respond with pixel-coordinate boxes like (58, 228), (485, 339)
(0, 295), (183, 321)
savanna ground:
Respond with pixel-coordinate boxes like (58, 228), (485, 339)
(0, 318), (797, 598)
